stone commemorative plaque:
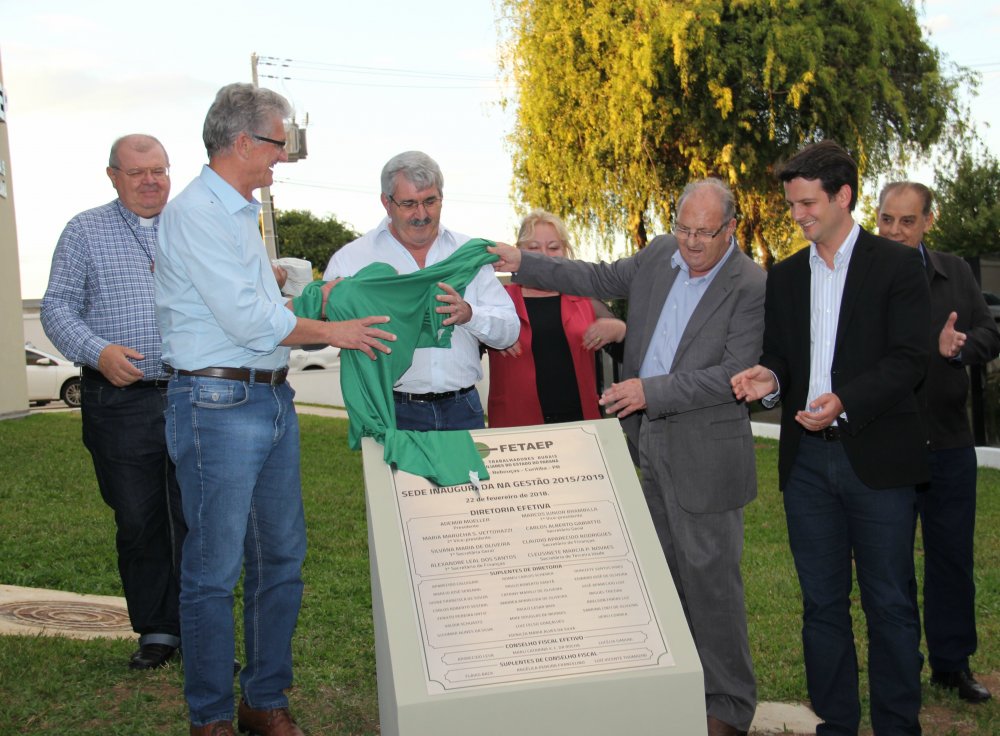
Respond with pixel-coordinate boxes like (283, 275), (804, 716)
(364, 419), (705, 736)
(395, 423), (671, 689)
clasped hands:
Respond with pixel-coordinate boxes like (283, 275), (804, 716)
(731, 365), (843, 430)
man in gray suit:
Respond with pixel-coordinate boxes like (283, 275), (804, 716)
(490, 178), (765, 736)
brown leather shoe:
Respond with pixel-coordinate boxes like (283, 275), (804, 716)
(237, 700), (304, 736)
(190, 722), (235, 735)
(707, 715), (748, 736)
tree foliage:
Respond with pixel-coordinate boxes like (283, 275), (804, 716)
(274, 209), (359, 274)
(929, 151), (1000, 257)
(498, 0), (967, 265)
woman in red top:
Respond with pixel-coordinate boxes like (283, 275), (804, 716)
(487, 210), (626, 427)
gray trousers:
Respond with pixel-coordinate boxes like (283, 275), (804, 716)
(638, 418), (757, 731)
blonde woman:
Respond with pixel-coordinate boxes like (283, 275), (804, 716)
(487, 210), (625, 427)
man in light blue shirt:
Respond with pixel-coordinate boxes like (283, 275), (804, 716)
(490, 179), (765, 736)
(156, 83), (395, 736)
(637, 236), (735, 379)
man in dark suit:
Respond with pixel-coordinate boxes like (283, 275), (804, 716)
(491, 178), (765, 736)
(732, 141), (930, 735)
(878, 181), (998, 704)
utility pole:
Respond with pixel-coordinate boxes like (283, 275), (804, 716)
(251, 52), (278, 259)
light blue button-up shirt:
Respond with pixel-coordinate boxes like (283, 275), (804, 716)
(155, 165), (297, 371)
(638, 240), (735, 378)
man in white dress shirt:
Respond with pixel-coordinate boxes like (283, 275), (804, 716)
(324, 150), (518, 430)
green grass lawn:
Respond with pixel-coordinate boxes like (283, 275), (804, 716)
(0, 413), (996, 734)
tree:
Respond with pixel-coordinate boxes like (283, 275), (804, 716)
(929, 151), (1000, 258)
(274, 209), (359, 274)
(498, 0), (968, 265)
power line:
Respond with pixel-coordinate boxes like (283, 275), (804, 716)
(259, 73), (498, 90)
(273, 177), (509, 205)
(257, 55), (500, 90)
(258, 56), (494, 82)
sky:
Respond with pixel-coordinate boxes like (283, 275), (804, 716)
(3, 0), (999, 299)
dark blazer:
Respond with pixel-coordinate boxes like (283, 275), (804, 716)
(514, 235), (766, 513)
(919, 248), (1000, 450)
(760, 228), (931, 490)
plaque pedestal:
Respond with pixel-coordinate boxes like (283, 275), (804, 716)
(363, 419), (706, 736)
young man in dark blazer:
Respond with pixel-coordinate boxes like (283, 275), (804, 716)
(732, 141), (930, 735)
(879, 181), (998, 704)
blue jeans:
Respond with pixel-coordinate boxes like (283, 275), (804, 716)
(918, 446), (979, 673)
(784, 437), (922, 736)
(394, 388), (485, 430)
(81, 374), (183, 644)
(166, 374), (306, 726)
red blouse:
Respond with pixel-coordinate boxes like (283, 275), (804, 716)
(487, 284), (602, 427)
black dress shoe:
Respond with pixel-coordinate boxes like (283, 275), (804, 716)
(931, 669), (992, 703)
(128, 643), (177, 670)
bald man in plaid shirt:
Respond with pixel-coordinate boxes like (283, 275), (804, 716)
(42, 133), (184, 671)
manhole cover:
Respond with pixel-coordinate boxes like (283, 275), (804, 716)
(0, 600), (131, 632)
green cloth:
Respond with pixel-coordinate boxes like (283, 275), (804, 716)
(293, 238), (498, 487)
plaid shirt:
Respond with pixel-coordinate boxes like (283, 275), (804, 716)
(41, 199), (166, 379)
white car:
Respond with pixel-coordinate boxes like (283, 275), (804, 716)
(288, 345), (340, 372)
(25, 346), (81, 408)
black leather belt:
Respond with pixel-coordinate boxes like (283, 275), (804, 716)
(169, 366), (288, 386)
(803, 426), (842, 441)
(82, 366), (170, 389)
(393, 385), (475, 403)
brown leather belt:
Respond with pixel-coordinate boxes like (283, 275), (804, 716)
(803, 426), (841, 441)
(172, 366), (288, 385)
(393, 385), (475, 403)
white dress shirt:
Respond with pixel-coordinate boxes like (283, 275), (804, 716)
(762, 222), (860, 414)
(806, 221), (860, 413)
(323, 218), (518, 393)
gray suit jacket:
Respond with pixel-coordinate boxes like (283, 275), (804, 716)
(514, 234), (766, 513)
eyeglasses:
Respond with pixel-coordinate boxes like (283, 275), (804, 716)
(111, 166), (169, 180)
(387, 194), (441, 212)
(250, 133), (286, 148)
(673, 222), (727, 241)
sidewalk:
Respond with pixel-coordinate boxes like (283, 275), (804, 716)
(295, 403), (348, 419)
